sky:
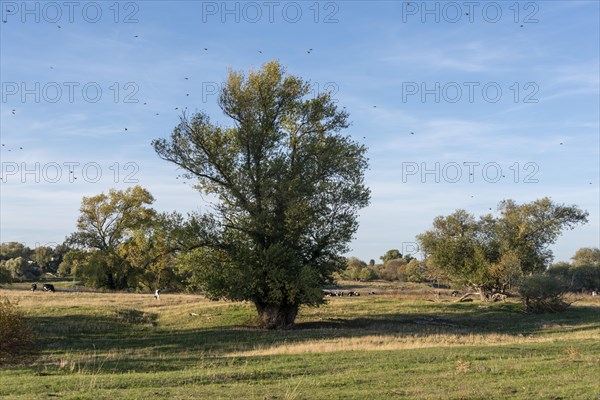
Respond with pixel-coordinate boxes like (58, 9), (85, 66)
(0, 0), (598, 263)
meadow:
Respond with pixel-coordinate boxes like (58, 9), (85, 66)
(1, 281), (599, 399)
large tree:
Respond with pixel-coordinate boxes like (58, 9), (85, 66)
(153, 61), (370, 328)
(417, 198), (588, 299)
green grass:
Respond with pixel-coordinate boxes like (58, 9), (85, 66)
(1, 282), (599, 399)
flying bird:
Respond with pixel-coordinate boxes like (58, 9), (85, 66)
(124, 128), (128, 131)
(258, 50), (263, 54)
(57, 25), (61, 28)
(134, 35), (139, 38)
(184, 77), (189, 80)
(204, 48), (208, 51)
(410, 132), (414, 135)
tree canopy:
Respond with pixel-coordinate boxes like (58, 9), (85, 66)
(66, 186), (156, 289)
(152, 61), (370, 328)
(417, 198), (588, 298)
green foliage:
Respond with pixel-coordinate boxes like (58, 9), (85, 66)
(517, 274), (571, 313)
(2, 257), (38, 281)
(0, 242), (32, 262)
(380, 249), (402, 264)
(571, 247), (600, 267)
(547, 248), (600, 293)
(405, 259), (425, 283)
(358, 267), (377, 281)
(67, 186), (156, 289)
(0, 265), (11, 283)
(343, 257), (368, 280)
(33, 246), (54, 273)
(57, 249), (87, 277)
(379, 258), (407, 281)
(153, 61), (370, 328)
(119, 212), (188, 291)
(0, 296), (37, 365)
(570, 264), (600, 292)
(497, 198), (589, 274)
(417, 199), (588, 295)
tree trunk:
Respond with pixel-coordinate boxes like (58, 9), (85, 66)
(255, 302), (299, 330)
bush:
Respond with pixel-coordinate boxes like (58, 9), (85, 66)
(0, 296), (38, 366)
(517, 274), (571, 313)
(358, 267), (377, 281)
(0, 265), (11, 283)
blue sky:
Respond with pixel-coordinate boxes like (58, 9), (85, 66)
(0, 0), (598, 263)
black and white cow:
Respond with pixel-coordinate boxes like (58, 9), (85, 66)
(42, 283), (55, 292)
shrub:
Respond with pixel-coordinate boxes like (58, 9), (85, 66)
(358, 267), (377, 282)
(517, 274), (571, 313)
(0, 296), (38, 366)
(0, 265), (11, 283)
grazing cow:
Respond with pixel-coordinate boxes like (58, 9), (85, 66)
(42, 283), (55, 292)
(368, 291), (376, 295)
(31, 283), (37, 292)
(592, 290), (598, 297)
(451, 291), (460, 297)
(154, 289), (161, 300)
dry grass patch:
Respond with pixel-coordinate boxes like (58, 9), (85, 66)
(229, 329), (600, 357)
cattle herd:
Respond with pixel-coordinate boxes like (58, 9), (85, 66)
(30, 283), (55, 292)
(324, 290), (372, 297)
(21, 285), (600, 298)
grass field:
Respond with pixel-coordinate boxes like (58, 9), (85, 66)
(1, 281), (599, 399)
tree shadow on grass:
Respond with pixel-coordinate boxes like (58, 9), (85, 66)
(19, 303), (599, 374)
